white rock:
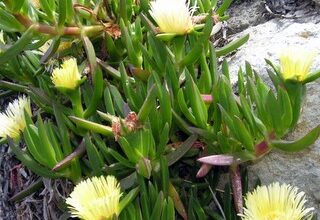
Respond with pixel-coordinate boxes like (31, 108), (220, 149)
(227, 18), (320, 215)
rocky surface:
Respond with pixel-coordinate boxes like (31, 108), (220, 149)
(227, 0), (319, 34)
(227, 0), (270, 34)
(227, 16), (320, 215)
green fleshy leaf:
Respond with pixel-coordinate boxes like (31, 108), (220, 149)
(216, 0), (233, 16)
(233, 116), (254, 151)
(120, 19), (142, 67)
(109, 84), (127, 118)
(36, 115), (59, 168)
(104, 86), (116, 115)
(303, 69), (320, 84)
(216, 34), (249, 57)
(138, 85), (157, 122)
(0, 25), (34, 64)
(180, 16), (213, 67)
(84, 135), (104, 175)
(12, 0), (26, 12)
(0, 8), (25, 32)
(167, 135), (198, 166)
(119, 187), (140, 213)
(39, 0), (56, 21)
(265, 90), (282, 136)
(271, 126), (320, 152)
(9, 178), (43, 202)
(185, 73), (208, 129)
(177, 89), (197, 125)
(58, 0), (67, 27)
(8, 138), (58, 178)
(84, 67), (104, 118)
(160, 156), (169, 196)
(278, 87), (293, 135)
(69, 116), (113, 136)
(150, 192), (164, 220)
(107, 148), (135, 168)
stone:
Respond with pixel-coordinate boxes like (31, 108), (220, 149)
(227, 17), (320, 215)
(227, 0), (270, 34)
(314, 0), (320, 5)
(227, 0), (318, 34)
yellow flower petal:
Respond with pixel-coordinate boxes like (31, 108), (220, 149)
(0, 96), (31, 140)
(280, 47), (317, 82)
(51, 58), (81, 90)
(241, 182), (314, 220)
(149, 0), (195, 35)
(66, 176), (122, 220)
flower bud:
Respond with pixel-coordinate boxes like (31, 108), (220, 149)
(136, 157), (152, 179)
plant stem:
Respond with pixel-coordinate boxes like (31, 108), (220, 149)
(14, 14), (113, 37)
(230, 164), (243, 214)
(52, 139), (86, 172)
(69, 88), (84, 118)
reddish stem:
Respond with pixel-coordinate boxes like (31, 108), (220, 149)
(255, 132), (276, 157)
(230, 165), (243, 214)
(14, 13), (115, 36)
(255, 140), (269, 157)
(51, 140), (86, 172)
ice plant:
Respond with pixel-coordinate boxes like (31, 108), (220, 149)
(280, 47), (317, 82)
(66, 175), (122, 220)
(241, 182), (314, 220)
(51, 58), (82, 90)
(149, 0), (195, 35)
(0, 96), (31, 140)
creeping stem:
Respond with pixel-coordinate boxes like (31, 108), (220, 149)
(14, 14), (113, 36)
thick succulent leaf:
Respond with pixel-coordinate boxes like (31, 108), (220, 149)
(271, 126), (320, 152)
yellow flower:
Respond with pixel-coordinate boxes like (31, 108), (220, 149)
(51, 58), (81, 90)
(241, 182), (314, 220)
(0, 96), (31, 140)
(280, 47), (317, 82)
(66, 176), (122, 220)
(149, 0), (195, 35)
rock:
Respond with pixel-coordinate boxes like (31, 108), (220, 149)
(314, 0), (320, 5)
(227, 0), (271, 34)
(227, 17), (320, 215)
(227, 0), (317, 34)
